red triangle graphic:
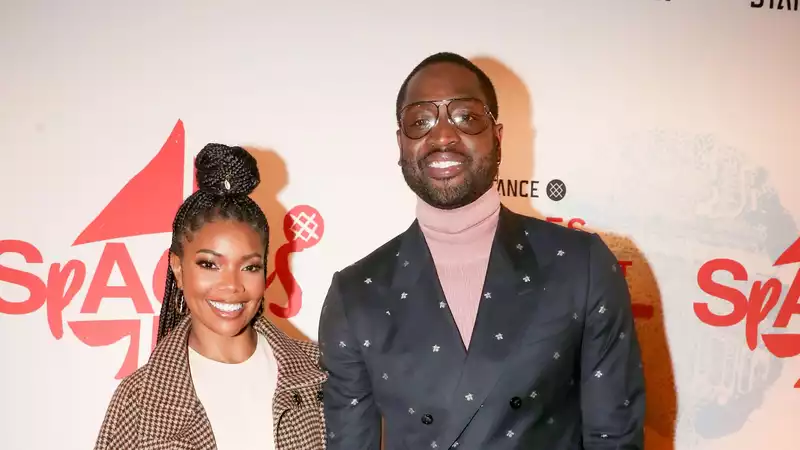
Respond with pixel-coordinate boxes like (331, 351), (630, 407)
(73, 120), (186, 246)
(775, 237), (800, 266)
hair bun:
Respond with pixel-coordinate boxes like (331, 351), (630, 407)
(195, 143), (260, 196)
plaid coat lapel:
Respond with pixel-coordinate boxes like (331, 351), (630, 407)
(138, 316), (215, 448)
(256, 318), (328, 449)
(123, 315), (326, 450)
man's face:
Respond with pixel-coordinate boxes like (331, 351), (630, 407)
(396, 62), (503, 210)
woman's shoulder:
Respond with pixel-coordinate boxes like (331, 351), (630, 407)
(108, 364), (150, 405)
(256, 316), (321, 362)
(274, 329), (321, 362)
(94, 365), (152, 449)
(292, 338), (320, 361)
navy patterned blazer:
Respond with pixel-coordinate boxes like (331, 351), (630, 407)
(319, 206), (645, 449)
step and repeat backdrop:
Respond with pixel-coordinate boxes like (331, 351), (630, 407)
(1, 1), (798, 449)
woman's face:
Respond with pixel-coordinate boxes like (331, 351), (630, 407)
(170, 220), (266, 338)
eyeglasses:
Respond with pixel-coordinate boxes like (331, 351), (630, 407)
(398, 97), (496, 140)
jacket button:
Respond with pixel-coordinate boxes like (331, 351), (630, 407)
(316, 390), (324, 402)
(510, 397), (522, 409)
(421, 414), (434, 425)
(293, 392), (302, 406)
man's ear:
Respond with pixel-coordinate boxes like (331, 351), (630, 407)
(494, 123), (504, 163)
(396, 129), (403, 165)
(169, 253), (183, 290)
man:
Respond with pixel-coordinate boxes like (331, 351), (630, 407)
(319, 51), (645, 450)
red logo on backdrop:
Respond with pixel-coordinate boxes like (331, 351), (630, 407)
(0, 120), (324, 379)
(267, 205), (325, 318)
(695, 237), (800, 388)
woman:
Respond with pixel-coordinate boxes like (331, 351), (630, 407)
(94, 143), (327, 450)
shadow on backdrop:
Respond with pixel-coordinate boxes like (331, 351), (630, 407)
(244, 147), (309, 342)
(471, 56), (677, 450)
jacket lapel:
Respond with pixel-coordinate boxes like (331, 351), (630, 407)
(438, 206), (546, 447)
(255, 316), (327, 430)
(138, 315), (215, 448)
(391, 221), (469, 360)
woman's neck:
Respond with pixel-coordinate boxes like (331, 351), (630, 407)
(188, 321), (258, 364)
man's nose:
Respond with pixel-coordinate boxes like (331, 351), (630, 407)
(428, 107), (460, 146)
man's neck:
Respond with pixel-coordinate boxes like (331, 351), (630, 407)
(416, 188), (501, 244)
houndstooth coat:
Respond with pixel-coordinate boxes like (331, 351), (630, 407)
(93, 315), (327, 450)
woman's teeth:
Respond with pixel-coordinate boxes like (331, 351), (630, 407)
(208, 300), (243, 312)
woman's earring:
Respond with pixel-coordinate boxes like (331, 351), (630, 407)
(177, 292), (187, 315)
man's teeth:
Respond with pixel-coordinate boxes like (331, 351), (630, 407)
(209, 300), (243, 312)
(428, 160), (462, 169)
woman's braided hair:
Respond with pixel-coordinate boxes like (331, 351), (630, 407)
(156, 143), (269, 343)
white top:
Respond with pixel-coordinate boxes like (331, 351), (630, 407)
(189, 333), (278, 450)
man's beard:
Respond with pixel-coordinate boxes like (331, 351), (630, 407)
(400, 139), (499, 210)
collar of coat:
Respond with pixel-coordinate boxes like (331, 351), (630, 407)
(137, 314), (326, 442)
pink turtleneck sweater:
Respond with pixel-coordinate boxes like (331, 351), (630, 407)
(416, 188), (501, 349)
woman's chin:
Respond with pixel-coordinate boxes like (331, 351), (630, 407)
(210, 321), (253, 338)
(198, 310), (257, 338)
